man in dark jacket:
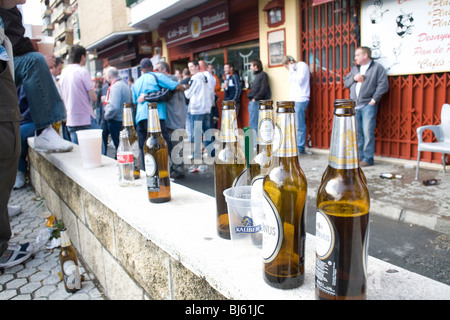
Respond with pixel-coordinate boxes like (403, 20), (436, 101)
(344, 46), (389, 167)
(224, 62), (242, 115)
(247, 59), (269, 133)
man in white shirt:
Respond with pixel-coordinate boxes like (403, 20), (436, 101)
(282, 55), (310, 155)
(184, 60), (215, 162)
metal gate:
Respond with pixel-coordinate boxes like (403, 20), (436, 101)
(300, 0), (450, 164)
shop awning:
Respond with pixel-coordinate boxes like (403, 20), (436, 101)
(86, 30), (144, 52)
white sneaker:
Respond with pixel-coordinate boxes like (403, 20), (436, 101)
(7, 204), (22, 217)
(34, 126), (73, 153)
(0, 242), (33, 269)
(13, 171), (26, 189)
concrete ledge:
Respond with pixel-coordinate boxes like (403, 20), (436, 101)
(28, 139), (450, 300)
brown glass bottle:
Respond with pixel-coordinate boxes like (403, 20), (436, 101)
(214, 101), (246, 239)
(144, 102), (171, 203)
(59, 228), (81, 293)
(122, 103), (141, 179)
(262, 101), (307, 289)
(315, 99), (370, 300)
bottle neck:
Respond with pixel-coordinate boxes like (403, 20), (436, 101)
(123, 107), (134, 127)
(328, 114), (359, 169)
(60, 230), (71, 248)
(220, 109), (237, 143)
(147, 108), (161, 133)
(273, 112), (297, 157)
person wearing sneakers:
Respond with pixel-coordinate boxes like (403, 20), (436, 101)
(60, 44), (100, 144)
(0, 0), (33, 269)
(184, 60), (215, 171)
(0, 2), (73, 154)
(282, 55), (310, 155)
(344, 46), (389, 167)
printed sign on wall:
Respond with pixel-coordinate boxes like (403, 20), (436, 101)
(164, 1), (229, 48)
(361, 0), (450, 75)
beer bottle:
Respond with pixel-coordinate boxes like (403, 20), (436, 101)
(214, 100), (246, 239)
(144, 102), (171, 203)
(315, 99), (370, 300)
(262, 101), (307, 289)
(122, 103), (141, 179)
(59, 228), (81, 293)
(249, 100), (274, 181)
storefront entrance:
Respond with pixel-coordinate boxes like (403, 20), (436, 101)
(300, 0), (450, 164)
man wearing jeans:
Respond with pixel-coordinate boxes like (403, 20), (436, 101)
(0, 4), (73, 153)
(102, 66), (131, 156)
(60, 44), (99, 144)
(184, 60), (214, 164)
(247, 59), (269, 134)
(282, 55), (310, 154)
(344, 46), (389, 167)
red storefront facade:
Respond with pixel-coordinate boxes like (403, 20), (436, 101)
(300, 0), (450, 164)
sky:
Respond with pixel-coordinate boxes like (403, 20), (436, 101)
(21, 1), (42, 26)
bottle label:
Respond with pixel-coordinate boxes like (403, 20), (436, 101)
(221, 110), (237, 142)
(123, 108), (134, 126)
(117, 152), (133, 164)
(315, 209), (369, 297)
(315, 210), (338, 296)
(329, 116), (359, 169)
(232, 168), (247, 187)
(147, 109), (161, 133)
(62, 260), (81, 290)
(145, 154), (159, 191)
(258, 112), (274, 145)
(262, 191), (283, 263)
(273, 113), (297, 157)
(250, 175), (265, 232)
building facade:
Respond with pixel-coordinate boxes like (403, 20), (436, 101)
(64, 0), (449, 164)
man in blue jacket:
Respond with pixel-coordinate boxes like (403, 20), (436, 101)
(133, 58), (185, 168)
(344, 46), (389, 167)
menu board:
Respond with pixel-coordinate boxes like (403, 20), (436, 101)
(361, 0), (450, 75)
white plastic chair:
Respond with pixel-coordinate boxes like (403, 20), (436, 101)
(415, 103), (450, 180)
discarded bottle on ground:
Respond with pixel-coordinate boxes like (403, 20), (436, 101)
(144, 102), (171, 203)
(262, 101), (307, 289)
(117, 130), (135, 187)
(122, 103), (141, 179)
(214, 100), (246, 239)
(380, 173), (402, 179)
(315, 99), (370, 300)
(423, 179), (440, 186)
(59, 228), (81, 293)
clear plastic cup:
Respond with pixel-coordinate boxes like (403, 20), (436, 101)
(76, 129), (103, 169)
(223, 186), (262, 247)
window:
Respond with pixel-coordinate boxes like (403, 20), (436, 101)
(194, 40), (260, 85)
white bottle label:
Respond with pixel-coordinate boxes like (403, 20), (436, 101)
(262, 192), (283, 263)
(145, 154), (156, 176)
(63, 260), (81, 290)
(258, 118), (274, 145)
(315, 211), (334, 259)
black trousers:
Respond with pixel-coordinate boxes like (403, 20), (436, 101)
(0, 61), (21, 256)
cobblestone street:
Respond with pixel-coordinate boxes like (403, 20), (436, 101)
(1, 186), (107, 300)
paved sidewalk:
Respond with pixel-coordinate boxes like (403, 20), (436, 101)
(1, 187), (107, 300)
(2, 147), (448, 300)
